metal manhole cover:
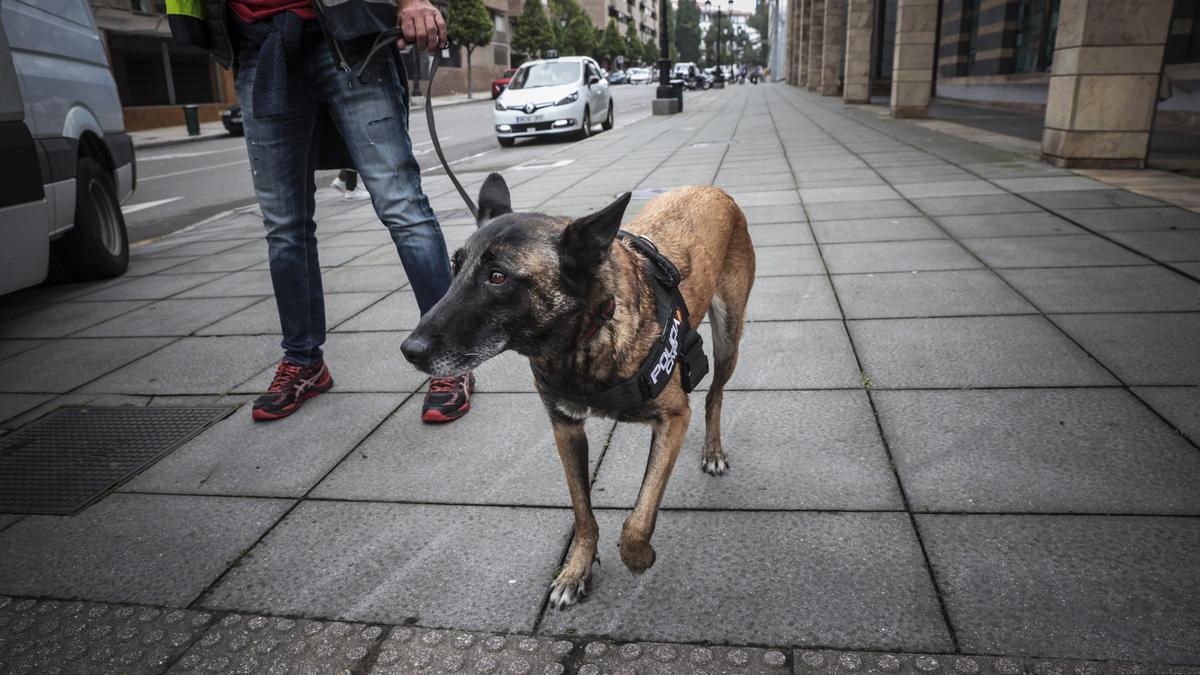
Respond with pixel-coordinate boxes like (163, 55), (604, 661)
(0, 406), (234, 515)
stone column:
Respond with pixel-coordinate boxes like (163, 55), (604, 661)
(795, 0), (810, 86)
(889, 0), (938, 117)
(1041, 0), (1174, 168)
(786, 0), (798, 84)
(820, 0), (845, 95)
(806, 0), (825, 90)
(843, 0), (874, 102)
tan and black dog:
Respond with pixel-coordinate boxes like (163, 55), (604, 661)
(401, 173), (754, 608)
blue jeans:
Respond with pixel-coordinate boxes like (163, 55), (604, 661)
(235, 39), (452, 367)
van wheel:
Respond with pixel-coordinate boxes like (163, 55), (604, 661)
(602, 101), (614, 131)
(56, 157), (129, 280)
(498, 136), (515, 147)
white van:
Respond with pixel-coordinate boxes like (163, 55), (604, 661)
(0, 0), (135, 295)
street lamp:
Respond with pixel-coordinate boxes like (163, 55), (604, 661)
(704, 0), (733, 88)
(653, 0), (679, 114)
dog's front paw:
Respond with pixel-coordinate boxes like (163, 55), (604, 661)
(702, 443), (729, 476)
(618, 540), (656, 573)
(549, 570), (590, 609)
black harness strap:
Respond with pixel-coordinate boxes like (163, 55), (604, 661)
(533, 232), (709, 412)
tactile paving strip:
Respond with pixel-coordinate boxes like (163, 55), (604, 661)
(573, 639), (790, 674)
(789, 650), (1200, 675)
(0, 595), (214, 675)
(170, 614), (382, 674)
(370, 628), (574, 674)
(0, 406), (233, 514)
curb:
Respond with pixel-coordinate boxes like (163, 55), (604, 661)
(132, 131), (232, 151)
(411, 95), (495, 109)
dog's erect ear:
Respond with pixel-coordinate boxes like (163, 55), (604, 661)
(476, 173), (512, 226)
(558, 192), (631, 285)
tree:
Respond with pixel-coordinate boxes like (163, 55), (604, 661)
(512, 0), (554, 59)
(674, 0), (702, 63)
(625, 28), (644, 66)
(447, 0), (494, 98)
(747, 0), (770, 62)
(643, 37), (659, 65)
(563, 14), (596, 56)
(598, 18), (624, 67)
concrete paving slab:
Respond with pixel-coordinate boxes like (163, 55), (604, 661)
(800, 186), (902, 203)
(313, 393), (611, 505)
(0, 338), (45, 362)
(727, 320), (862, 389)
(125, 254), (203, 276)
(0, 598), (216, 674)
(917, 514), (1200, 663)
(321, 265), (410, 293)
(472, 350), (538, 392)
(933, 212), (1085, 238)
(172, 614), (383, 674)
(805, 200), (921, 222)
(0, 393), (54, 426)
(0, 494), (291, 606)
(235, 332), (428, 394)
(747, 222), (816, 246)
(833, 270), (1035, 318)
(175, 270), (275, 298)
(123, 393), (397, 498)
(199, 292), (384, 336)
(999, 266), (1200, 313)
(1056, 206), (1200, 232)
(746, 276), (842, 321)
(875, 389), (1200, 514)
(153, 248), (266, 275)
(593, 390), (902, 509)
(910, 194), (1041, 217)
(144, 239), (250, 258)
(81, 336), (278, 395)
(812, 217), (945, 243)
(1132, 386), (1200, 444)
(1051, 313), (1200, 385)
(539, 510), (954, 651)
(962, 235), (1149, 268)
(993, 176), (1110, 193)
(821, 240), (982, 274)
(0, 337), (173, 393)
(1106, 230), (1200, 262)
(849, 316), (1117, 388)
(0, 514), (21, 532)
(1023, 189), (1165, 210)
(76, 297), (262, 337)
(75, 274), (224, 302)
(0, 300), (148, 338)
(333, 290), (419, 332)
(1171, 262), (1200, 277)
(754, 245), (827, 276)
(893, 180), (1007, 199)
(200, 502), (571, 632)
(730, 190), (802, 206)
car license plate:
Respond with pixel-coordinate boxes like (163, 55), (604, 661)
(515, 114), (544, 123)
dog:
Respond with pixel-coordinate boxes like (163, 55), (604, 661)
(401, 173), (755, 608)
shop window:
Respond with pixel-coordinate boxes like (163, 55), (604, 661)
(1013, 0), (1059, 73)
(494, 44), (509, 66)
(107, 34), (217, 106)
(1166, 0), (1200, 64)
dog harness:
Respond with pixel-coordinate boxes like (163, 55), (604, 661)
(533, 232), (710, 412)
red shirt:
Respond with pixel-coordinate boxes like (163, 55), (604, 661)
(228, 0), (317, 22)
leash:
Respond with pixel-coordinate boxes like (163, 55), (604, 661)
(354, 30), (478, 219)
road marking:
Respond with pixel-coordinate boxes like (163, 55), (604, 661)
(140, 159), (250, 182)
(420, 148), (496, 174)
(140, 146), (245, 161)
(513, 159), (575, 170)
(122, 196), (184, 214)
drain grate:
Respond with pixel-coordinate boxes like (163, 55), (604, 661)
(0, 406), (233, 515)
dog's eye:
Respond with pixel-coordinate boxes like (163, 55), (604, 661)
(488, 271), (507, 285)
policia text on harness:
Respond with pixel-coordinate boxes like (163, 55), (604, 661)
(533, 232), (710, 412)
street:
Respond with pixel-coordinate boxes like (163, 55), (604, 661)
(122, 84), (654, 243)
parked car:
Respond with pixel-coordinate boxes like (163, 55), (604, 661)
(672, 61), (698, 79)
(491, 69), (516, 98)
(627, 67), (653, 84)
(606, 69), (628, 85)
(0, 0), (134, 294)
(493, 56), (613, 147)
(222, 106), (244, 136)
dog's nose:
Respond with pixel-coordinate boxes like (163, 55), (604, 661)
(401, 334), (432, 366)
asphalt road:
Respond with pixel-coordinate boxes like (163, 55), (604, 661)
(122, 84), (655, 243)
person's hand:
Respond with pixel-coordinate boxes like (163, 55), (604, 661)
(397, 0), (447, 54)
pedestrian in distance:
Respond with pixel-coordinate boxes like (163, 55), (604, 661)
(166, 0), (477, 423)
(331, 169), (371, 201)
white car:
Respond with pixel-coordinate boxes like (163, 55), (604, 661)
(627, 67), (653, 84)
(494, 56), (613, 147)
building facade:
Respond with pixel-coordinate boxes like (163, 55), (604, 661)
(780, 0), (1200, 168)
(89, 0), (512, 132)
(577, 0), (659, 38)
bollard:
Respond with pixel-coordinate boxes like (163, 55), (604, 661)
(673, 81), (684, 113)
(182, 105), (200, 136)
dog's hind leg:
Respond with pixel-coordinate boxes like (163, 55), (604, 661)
(702, 224), (754, 476)
(548, 417), (599, 609)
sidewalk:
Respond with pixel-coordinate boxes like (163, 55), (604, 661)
(2, 85), (1199, 673)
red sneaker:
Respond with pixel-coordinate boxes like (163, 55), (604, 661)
(421, 372), (475, 423)
(251, 360), (334, 421)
